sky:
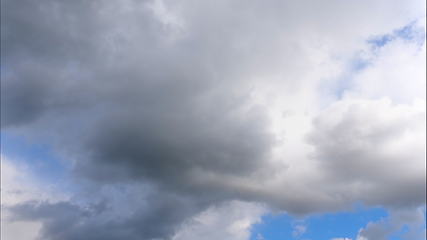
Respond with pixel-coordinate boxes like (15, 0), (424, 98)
(0, 0), (426, 240)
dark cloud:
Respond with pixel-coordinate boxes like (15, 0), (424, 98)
(1, 0), (276, 238)
(8, 192), (213, 240)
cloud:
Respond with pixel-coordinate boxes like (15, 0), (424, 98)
(173, 201), (266, 240)
(6, 197), (265, 240)
(7, 196), (202, 240)
(348, 25), (426, 104)
(1, 156), (66, 240)
(307, 97), (426, 208)
(292, 223), (307, 238)
(356, 207), (426, 240)
(1, 0), (425, 239)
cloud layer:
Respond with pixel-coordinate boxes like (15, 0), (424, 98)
(1, 0), (425, 239)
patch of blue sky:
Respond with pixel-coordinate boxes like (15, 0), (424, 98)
(323, 55), (370, 101)
(349, 56), (370, 72)
(251, 213), (294, 240)
(368, 20), (425, 48)
(331, 20), (425, 101)
(251, 205), (389, 240)
(368, 34), (394, 47)
(394, 21), (425, 44)
(1, 131), (68, 184)
(335, 55), (371, 96)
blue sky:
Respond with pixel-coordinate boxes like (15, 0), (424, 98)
(250, 205), (426, 240)
(251, 207), (392, 240)
(1, 132), (67, 183)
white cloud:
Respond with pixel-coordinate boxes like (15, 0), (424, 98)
(1, 156), (66, 240)
(292, 223), (307, 237)
(173, 201), (267, 240)
(347, 25), (426, 104)
(307, 97), (425, 207)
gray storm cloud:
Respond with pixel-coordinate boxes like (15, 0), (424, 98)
(1, 0), (425, 239)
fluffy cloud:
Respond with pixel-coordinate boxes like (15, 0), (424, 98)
(308, 97), (426, 208)
(1, 0), (425, 239)
(347, 24), (426, 103)
(173, 201), (266, 240)
(1, 157), (66, 240)
(356, 207), (426, 240)
(292, 223), (307, 238)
